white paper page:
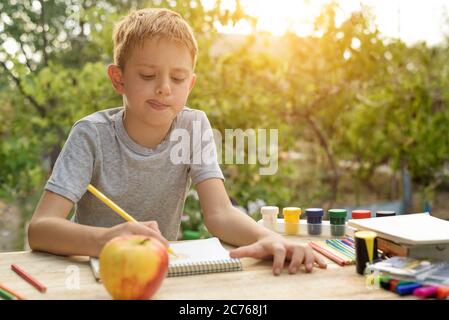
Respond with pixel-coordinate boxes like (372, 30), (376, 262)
(169, 237), (231, 263)
(348, 213), (449, 245)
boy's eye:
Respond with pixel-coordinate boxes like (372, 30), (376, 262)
(140, 74), (155, 80)
(172, 77), (186, 83)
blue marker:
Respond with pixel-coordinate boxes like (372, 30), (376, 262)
(396, 282), (422, 296)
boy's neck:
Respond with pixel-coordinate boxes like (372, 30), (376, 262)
(122, 111), (173, 150)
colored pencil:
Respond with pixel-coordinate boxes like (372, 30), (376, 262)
(10, 264), (47, 293)
(331, 239), (355, 254)
(335, 239), (356, 254)
(341, 238), (355, 248)
(313, 241), (351, 265)
(87, 184), (176, 256)
(308, 242), (347, 266)
(0, 282), (26, 300)
(325, 240), (355, 259)
(325, 240), (350, 256)
(345, 237), (355, 244)
(0, 287), (15, 300)
(320, 241), (355, 263)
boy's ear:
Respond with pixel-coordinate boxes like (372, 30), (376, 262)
(107, 64), (125, 94)
(188, 73), (197, 93)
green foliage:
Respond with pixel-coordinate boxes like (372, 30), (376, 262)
(181, 190), (212, 240)
(0, 1), (448, 245)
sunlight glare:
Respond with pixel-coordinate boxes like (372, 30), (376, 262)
(203, 0), (449, 45)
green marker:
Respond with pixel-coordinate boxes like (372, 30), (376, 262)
(379, 276), (392, 290)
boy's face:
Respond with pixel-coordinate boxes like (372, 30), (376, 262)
(109, 37), (196, 128)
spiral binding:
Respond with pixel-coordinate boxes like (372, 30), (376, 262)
(168, 258), (242, 277)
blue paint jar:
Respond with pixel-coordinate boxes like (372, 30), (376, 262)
(305, 208), (324, 236)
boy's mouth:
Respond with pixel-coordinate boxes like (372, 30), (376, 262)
(147, 99), (170, 111)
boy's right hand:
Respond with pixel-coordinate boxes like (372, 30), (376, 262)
(98, 221), (169, 252)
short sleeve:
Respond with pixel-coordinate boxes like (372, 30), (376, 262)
(44, 121), (97, 203)
(188, 111), (225, 185)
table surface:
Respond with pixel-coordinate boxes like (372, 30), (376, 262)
(0, 235), (406, 300)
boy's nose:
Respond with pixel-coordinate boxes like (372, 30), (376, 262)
(156, 81), (171, 96)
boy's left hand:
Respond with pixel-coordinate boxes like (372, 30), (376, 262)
(229, 234), (327, 276)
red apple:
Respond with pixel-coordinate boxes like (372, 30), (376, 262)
(99, 235), (168, 300)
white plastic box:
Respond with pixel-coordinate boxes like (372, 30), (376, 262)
(257, 218), (355, 238)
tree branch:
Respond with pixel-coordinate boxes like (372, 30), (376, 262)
(284, 84), (347, 204)
(0, 60), (46, 117)
(17, 37), (33, 71)
(303, 112), (339, 203)
(39, 0), (48, 66)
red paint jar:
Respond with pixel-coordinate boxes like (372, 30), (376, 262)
(352, 210), (371, 219)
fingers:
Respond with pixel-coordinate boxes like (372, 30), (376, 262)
(271, 243), (286, 276)
(141, 221), (161, 233)
(229, 246), (250, 258)
(314, 252), (328, 269)
(127, 222), (169, 247)
(229, 238), (329, 277)
(284, 244), (327, 275)
(229, 244), (266, 259)
(287, 246), (304, 274)
(302, 246), (315, 273)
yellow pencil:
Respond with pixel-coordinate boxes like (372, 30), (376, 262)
(87, 184), (175, 256)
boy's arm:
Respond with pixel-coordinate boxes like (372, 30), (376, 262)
(28, 191), (168, 257)
(196, 178), (327, 275)
(196, 179), (273, 246)
(28, 191), (106, 256)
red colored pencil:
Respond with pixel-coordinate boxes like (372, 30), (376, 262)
(11, 264), (47, 293)
(308, 242), (347, 266)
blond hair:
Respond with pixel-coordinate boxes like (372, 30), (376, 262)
(113, 8), (198, 68)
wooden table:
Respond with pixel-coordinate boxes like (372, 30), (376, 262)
(0, 236), (405, 300)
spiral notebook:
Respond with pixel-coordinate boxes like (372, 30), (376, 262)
(90, 237), (242, 280)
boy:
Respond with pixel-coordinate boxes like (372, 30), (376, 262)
(28, 8), (326, 276)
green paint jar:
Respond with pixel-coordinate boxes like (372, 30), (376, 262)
(328, 209), (347, 237)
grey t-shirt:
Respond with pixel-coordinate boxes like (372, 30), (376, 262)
(45, 107), (224, 240)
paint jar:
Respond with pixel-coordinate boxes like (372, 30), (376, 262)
(376, 210), (396, 218)
(283, 207), (301, 235)
(351, 210), (371, 219)
(305, 208), (324, 236)
(354, 230), (378, 275)
(328, 209), (347, 237)
(261, 206), (279, 231)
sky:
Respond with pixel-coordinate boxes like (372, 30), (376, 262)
(2, 0), (449, 58)
(204, 0), (449, 46)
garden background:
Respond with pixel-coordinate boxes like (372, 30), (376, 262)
(1, 0), (448, 250)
